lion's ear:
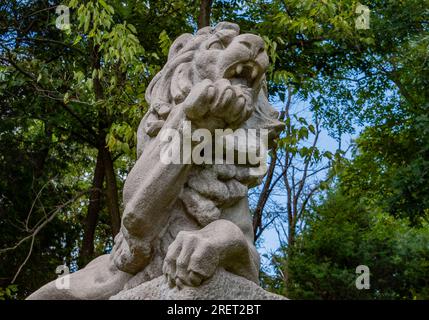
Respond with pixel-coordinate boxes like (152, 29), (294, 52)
(168, 33), (193, 60)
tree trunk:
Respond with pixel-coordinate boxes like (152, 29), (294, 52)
(91, 43), (120, 237)
(253, 151), (277, 241)
(198, 0), (213, 29)
(80, 149), (105, 265)
(288, 222), (296, 248)
(102, 147), (121, 237)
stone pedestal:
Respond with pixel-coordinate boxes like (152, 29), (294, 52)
(111, 269), (286, 300)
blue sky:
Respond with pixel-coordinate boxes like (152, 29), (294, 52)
(257, 98), (361, 271)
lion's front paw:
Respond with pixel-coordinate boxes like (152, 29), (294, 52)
(111, 232), (151, 274)
(183, 79), (253, 130)
(111, 232), (136, 273)
(162, 230), (220, 289)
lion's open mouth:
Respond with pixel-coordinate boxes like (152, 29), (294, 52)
(224, 60), (263, 90)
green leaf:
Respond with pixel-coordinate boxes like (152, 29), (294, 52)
(128, 24), (137, 34)
(121, 142), (130, 154)
(63, 92), (70, 104)
(84, 11), (91, 33)
(73, 35), (82, 45)
(298, 127), (309, 140)
(299, 147), (309, 157)
(98, 0), (114, 14)
(323, 151), (334, 160)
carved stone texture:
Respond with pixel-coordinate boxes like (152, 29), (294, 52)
(111, 269), (286, 300)
(27, 21), (285, 300)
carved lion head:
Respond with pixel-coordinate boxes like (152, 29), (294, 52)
(137, 22), (283, 158)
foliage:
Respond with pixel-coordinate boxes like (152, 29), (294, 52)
(256, 0), (429, 299)
(0, 285), (18, 300)
(0, 0), (199, 298)
(284, 192), (429, 300)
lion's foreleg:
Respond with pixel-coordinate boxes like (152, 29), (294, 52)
(113, 105), (192, 273)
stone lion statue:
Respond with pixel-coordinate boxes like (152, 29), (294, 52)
(28, 22), (284, 300)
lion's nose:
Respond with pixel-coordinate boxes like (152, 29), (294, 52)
(236, 34), (266, 58)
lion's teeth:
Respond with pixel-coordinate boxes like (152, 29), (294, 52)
(251, 68), (258, 79)
(236, 64), (243, 75)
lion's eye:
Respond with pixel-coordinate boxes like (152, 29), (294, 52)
(208, 41), (224, 50)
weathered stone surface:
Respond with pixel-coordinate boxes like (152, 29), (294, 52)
(111, 269), (286, 300)
(27, 255), (132, 300)
(27, 21), (286, 300)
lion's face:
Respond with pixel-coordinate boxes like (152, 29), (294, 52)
(137, 23), (282, 175)
(138, 23), (284, 175)
(143, 22), (269, 112)
(192, 25), (269, 103)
